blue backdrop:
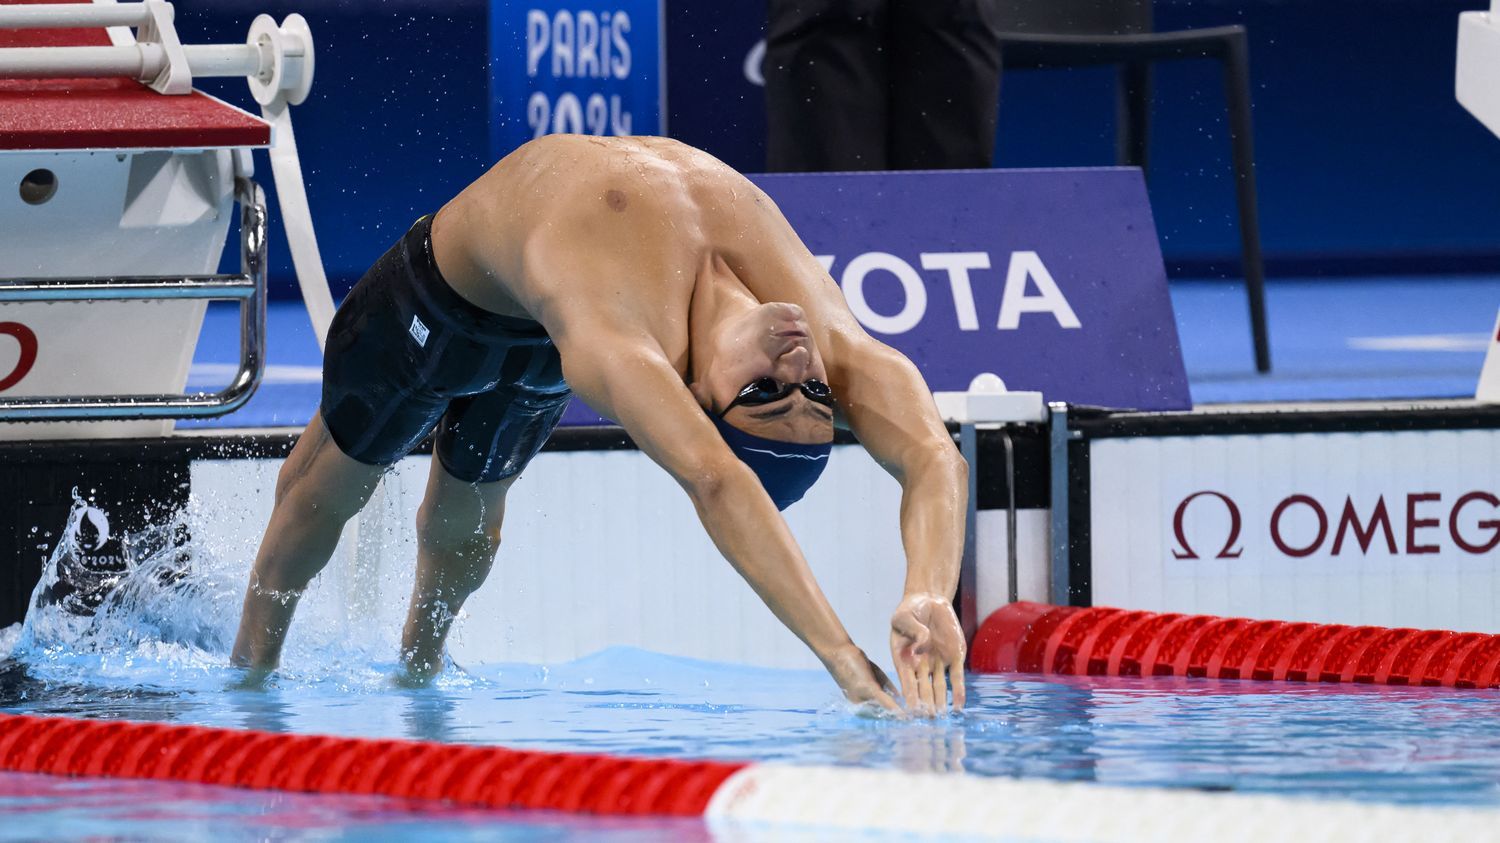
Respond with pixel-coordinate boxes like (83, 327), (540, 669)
(488, 0), (662, 157)
(179, 0), (1500, 299)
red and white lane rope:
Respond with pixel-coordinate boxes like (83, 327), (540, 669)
(0, 712), (1496, 841)
(971, 601), (1500, 688)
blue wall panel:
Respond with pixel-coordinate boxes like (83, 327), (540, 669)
(176, 0), (1500, 300)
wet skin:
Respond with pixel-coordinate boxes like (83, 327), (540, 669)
(233, 135), (967, 714)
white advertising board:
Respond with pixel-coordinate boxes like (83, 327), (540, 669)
(188, 443), (910, 672)
(1090, 429), (1500, 632)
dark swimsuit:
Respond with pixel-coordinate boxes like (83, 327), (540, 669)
(319, 215), (571, 483)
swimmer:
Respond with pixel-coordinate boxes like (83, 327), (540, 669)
(231, 135), (967, 714)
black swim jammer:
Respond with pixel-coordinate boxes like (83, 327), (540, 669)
(320, 215), (571, 483)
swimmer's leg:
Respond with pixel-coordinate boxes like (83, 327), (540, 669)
(397, 457), (513, 685)
(230, 412), (385, 678)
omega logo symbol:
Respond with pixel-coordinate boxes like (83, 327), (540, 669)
(1172, 490), (1244, 560)
(0, 322), (38, 393)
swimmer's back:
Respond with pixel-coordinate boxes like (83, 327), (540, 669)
(433, 135), (751, 325)
(433, 135), (869, 377)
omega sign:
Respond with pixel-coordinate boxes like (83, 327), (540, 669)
(1172, 489), (1500, 559)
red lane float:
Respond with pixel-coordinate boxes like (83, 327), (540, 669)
(3, 714), (1499, 839)
(970, 601), (1500, 688)
(0, 713), (743, 815)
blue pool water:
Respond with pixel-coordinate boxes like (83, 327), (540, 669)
(5, 500), (1500, 838)
(8, 641), (1500, 808)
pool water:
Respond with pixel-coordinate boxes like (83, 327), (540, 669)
(7, 646), (1500, 807)
(4, 504), (1500, 838)
(0, 773), (715, 842)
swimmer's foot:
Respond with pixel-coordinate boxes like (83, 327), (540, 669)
(227, 665), (276, 691)
(392, 666), (436, 689)
(395, 649), (444, 688)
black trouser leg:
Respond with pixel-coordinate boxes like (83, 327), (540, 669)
(765, 0), (890, 171)
(886, 0), (1004, 169)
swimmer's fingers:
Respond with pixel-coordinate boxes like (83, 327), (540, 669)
(867, 655), (900, 699)
(917, 658), (938, 716)
(870, 686), (903, 714)
(898, 660), (920, 711)
(950, 660), (967, 711)
(890, 630), (919, 711)
(829, 645), (904, 714)
(858, 654), (902, 714)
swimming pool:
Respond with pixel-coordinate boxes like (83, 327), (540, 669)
(4, 529), (1500, 840)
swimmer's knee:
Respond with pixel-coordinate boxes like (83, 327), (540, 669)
(274, 460), (375, 527)
(272, 455), (307, 507)
(415, 506), (503, 563)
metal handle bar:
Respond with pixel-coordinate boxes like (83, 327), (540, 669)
(0, 178), (268, 422)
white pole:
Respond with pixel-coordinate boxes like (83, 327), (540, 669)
(0, 3), (151, 29)
(0, 45), (161, 78)
(178, 44), (266, 78)
(0, 43), (263, 80)
(264, 102), (337, 350)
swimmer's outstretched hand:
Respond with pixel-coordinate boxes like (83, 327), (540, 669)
(890, 593), (967, 716)
(823, 644), (902, 714)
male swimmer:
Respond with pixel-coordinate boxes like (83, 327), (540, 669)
(231, 135), (967, 714)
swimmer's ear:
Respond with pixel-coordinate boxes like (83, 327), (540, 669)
(687, 380), (715, 413)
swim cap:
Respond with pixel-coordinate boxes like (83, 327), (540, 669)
(710, 414), (831, 510)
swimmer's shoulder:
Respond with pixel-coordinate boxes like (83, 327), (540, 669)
(508, 135), (745, 193)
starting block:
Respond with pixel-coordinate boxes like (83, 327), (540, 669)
(0, 0), (331, 437)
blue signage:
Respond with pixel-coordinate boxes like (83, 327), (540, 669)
(754, 168), (1190, 412)
(556, 167), (1188, 424)
(489, 0), (663, 160)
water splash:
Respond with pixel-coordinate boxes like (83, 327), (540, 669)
(9, 484), (423, 693)
(14, 489), (239, 688)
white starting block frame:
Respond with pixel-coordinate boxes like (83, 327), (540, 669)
(933, 374), (1048, 638)
(0, 1), (332, 433)
(0, 180), (267, 422)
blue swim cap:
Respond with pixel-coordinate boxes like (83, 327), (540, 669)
(710, 414), (832, 510)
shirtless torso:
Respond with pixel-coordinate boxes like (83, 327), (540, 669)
(233, 136), (968, 713)
(433, 134), (861, 387)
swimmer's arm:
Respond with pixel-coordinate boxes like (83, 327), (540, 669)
(718, 180), (966, 708)
(554, 332), (898, 706)
(719, 179), (966, 595)
(828, 336), (969, 711)
(830, 334), (967, 599)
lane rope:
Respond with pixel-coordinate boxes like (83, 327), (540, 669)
(971, 601), (1500, 688)
(0, 711), (1496, 839)
(0, 713), (741, 815)
(707, 765), (1500, 843)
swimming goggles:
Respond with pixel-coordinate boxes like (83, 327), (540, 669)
(720, 378), (834, 417)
